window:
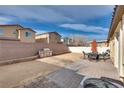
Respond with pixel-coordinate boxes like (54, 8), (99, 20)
(0, 28), (4, 35)
(13, 30), (18, 35)
(12, 29), (17, 34)
(12, 30), (18, 38)
(25, 32), (32, 37)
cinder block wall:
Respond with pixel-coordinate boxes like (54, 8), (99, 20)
(0, 41), (69, 62)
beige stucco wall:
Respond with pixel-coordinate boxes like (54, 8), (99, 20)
(108, 6), (124, 81)
(109, 20), (124, 80)
(36, 34), (49, 43)
(49, 33), (61, 44)
(18, 29), (35, 43)
(109, 39), (115, 63)
(0, 26), (22, 39)
(120, 15), (124, 77)
(0, 41), (69, 62)
(36, 38), (47, 43)
(0, 26), (35, 43)
(36, 33), (61, 44)
(36, 34), (48, 39)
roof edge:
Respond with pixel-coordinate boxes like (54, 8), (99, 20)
(18, 28), (36, 33)
(0, 24), (23, 28)
(36, 31), (61, 37)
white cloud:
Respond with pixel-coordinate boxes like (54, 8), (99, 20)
(48, 5), (114, 21)
(34, 29), (56, 35)
(0, 6), (73, 23)
(0, 6), (113, 23)
(60, 23), (109, 34)
(0, 16), (12, 24)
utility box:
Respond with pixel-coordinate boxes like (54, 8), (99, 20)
(39, 48), (53, 58)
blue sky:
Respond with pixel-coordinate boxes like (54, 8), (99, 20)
(0, 5), (114, 40)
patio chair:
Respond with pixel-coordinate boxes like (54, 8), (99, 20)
(82, 51), (89, 59)
(88, 52), (99, 60)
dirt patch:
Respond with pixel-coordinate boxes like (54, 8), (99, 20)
(37, 53), (83, 67)
(0, 53), (119, 88)
(0, 60), (60, 87)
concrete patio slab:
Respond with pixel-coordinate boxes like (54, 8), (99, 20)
(46, 68), (84, 88)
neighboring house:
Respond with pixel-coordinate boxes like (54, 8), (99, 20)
(18, 28), (36, 43)
(62, 37), (88, 46)
(107, 5), (124, 81)
(36, 32), (61, 44)
(88, 40), (107, 47)
(0, 24), (36, 43)
(61, 37), (73, 46)
(97, 40), (107, 47)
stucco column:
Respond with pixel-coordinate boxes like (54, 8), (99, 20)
(114, 34), (119, 68)
(18, 30), (21, 40)
(109, 39), (114, 62)
(47, 34), (49, 44)
(119, 23), (123, 77)
(0, 41), (2, 60)
(120, 15), (124, 78)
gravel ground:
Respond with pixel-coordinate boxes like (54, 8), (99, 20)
(77, 59), (120, 80)
(17, 76), (60, 88)
(36, 53), (83, 68)
(17, 68), (84, 88)
(16, 55), (119, 88)
(0, 53), (120, 88)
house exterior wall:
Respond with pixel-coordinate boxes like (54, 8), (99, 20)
(89, 41), (107, 47)
(36, 34), (48, 39)
(36, 34), (49, 43)
(113, 21), (121, 69)
(0, 26), (22, 39)
(36, 38), (47, 43)
(18, 29), (35, 43)
(49, 33), (61, 44)
(36, 33), (61, 44)
(109, 39), (115, 63)
(0, 25), (35, 43)
(120, 14), (124, 78)
(61, 38), (73, 45)
(109, 13), (124, 81)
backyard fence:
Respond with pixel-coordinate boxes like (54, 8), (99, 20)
(0, 41), (110, 63)
(68, 46), (110, 54)
(0, 41), (69, 62)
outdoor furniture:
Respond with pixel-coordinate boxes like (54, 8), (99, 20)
(82, 51), (89, 59)
(99, 50), (110, 60)
(87, 49), (110, 60)
(88, 52), (99, 60)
